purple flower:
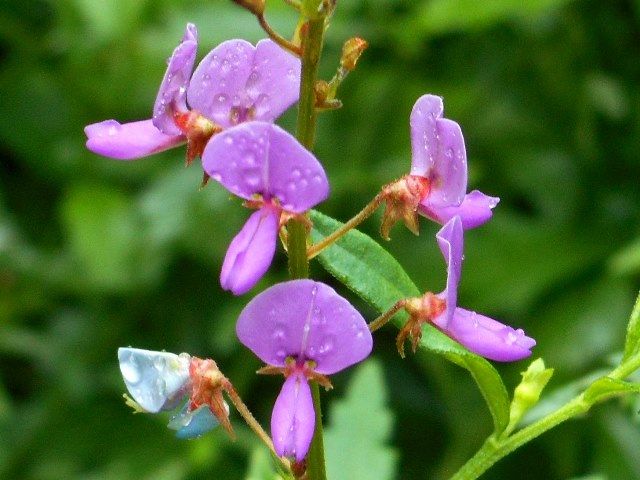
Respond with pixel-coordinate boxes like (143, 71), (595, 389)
(236, 280), (373, 461)
(203, 122), (329, 295)
(380, 94), (499, 239)
(85, 24), (301, 162)
(409, 94), (499, 229)
(432, 216), (536, 361)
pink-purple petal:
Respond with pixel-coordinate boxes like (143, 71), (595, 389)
(271, 373), (315, 462)
(248, 39), (301, 122)
(436, 307), (536, 362)
(410, 94), (467, 207)
(236, 280), (372, 373)
(420, 190), (499, 229)
(153, 23), (198, 135)
(84, 119), (184, 160)
(435, 216), (463, 328)
(220, 206), (279, 295)
(202, 122), (329, 212)
(187, 39), (255, 128)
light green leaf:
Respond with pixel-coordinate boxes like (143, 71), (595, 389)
(245, 446), (291, 480)
(310, 210), (511, 433)
(623, 291), (640, 361)
(324, 361), (397, 480)
(583, 377), (640, 405)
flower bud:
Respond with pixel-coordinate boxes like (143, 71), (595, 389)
(507, 359), (553, 433)
(340, 37), (368, 71)
(231, 0), (265, 16)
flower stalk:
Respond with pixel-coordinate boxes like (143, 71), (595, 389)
(307, 192), (384, 259)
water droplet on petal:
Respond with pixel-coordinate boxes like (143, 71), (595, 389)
(120, 361), (140, 384)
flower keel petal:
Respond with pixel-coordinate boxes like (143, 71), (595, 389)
(85, 119), (184, 160)
(271, 373), (315, 462)
(420, 190), (499, 229)
(438, 308), (536, 362)
(220, 206), (279, 295)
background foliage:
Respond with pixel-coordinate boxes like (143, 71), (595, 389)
(1, 0), (640, 478)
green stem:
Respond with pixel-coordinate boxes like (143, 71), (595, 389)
(307, 382), (328, 480)
(451, 396), (589, 480)
(452, 349), (640, 480)
(287, 5), (327, 479)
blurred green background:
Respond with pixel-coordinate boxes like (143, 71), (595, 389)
(2, 0), (640, 478)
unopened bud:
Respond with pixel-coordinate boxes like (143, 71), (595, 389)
(232, 0), (265, 16)
(506, 359), (553, 434)
(340, 37), (368, 71)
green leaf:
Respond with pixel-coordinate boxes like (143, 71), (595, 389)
(622, 291), (640, 361)
(324, 360), (397, 480)
(245, 446), (291, 480)
(583, 377), (640, 405)
(310, 210), (511, 433)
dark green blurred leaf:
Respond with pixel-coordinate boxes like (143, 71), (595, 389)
(310, 210), (510, 433)
(418, 0), (572, 34)
(60, 183), (164, 292)
(325, 360), (397, 480)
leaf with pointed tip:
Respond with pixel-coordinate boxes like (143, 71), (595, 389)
(309, 210), (510, 433)
(583, 377), (640, 404)
(324, 361), (397, 480)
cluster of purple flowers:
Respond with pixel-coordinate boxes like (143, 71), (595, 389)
(96, 24), (534, 465)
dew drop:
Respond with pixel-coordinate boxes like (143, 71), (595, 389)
(224, 136), (233, 146)
(291, 168), (302, 178)
(272, 327), (286, 340)
(120, 361), (141, 384)
(318, 336), (334, 354)
(153, 355), (166, 371)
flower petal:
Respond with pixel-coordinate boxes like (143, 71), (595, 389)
(187, 39), (300, 128)
(202, 122), (329, 213)
(85, 119), (184, 160)
(410, 94), (467, 207)
(420, 190), (499, 229)
(236, 280), (372, 374)
(220, 206), (279, 295)
(167, 403), (221, 439)
(248, 39), (301, 122)
(271, 373), (315, 462)
(153, 23), (199, 135)
(187, 39), (255, 128)
(117, 347), (190, 413)
(435, 216), (463, 328)
(436, 308), (536, 362)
